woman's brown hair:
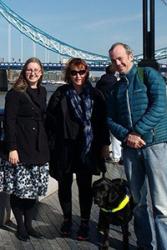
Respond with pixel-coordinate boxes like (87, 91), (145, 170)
(13, 57), (44, 92)
(64, 58), (89, 84)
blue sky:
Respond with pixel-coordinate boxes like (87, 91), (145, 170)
(0, 0), (166, 62)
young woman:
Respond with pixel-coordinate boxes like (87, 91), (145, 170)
(45, 58), (110, 240)
(3, 57), (49, 241)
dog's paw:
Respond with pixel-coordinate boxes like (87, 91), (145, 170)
(97, 231), (109, 250)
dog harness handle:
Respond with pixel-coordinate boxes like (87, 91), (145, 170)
(101, 195), (130, 213)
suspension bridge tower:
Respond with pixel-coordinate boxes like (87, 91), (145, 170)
(138, 0), (159, 70)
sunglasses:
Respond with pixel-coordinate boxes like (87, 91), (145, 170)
(70, 70), (86, 76)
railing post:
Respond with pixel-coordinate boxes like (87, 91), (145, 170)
(0, 69), (8, 92)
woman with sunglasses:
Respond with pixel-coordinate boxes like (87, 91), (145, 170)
(45, 58), (110, 240)
(2, 57), (50, 241)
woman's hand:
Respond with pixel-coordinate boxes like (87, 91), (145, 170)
(9, 150), (20, 165)
(101, 145), (110, 159)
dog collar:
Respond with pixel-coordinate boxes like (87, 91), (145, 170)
(101, 195), (130, 213)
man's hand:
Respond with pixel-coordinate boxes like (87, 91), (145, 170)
(9, 150), (20, 165)
(125, 132), (146, 149)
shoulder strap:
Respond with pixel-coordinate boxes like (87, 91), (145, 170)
(137, 67), (145, 83)
(137, 66), (152, 102)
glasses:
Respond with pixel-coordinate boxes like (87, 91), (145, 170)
(26, 69), (41, 74)
(70, 70), (86, 76)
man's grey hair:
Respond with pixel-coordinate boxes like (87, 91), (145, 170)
(109, 42), (133, 55)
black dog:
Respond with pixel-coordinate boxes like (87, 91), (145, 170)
(92, 176), (133, 250)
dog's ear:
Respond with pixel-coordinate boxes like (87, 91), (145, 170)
(108, 187), (120, 205)
(110, 179), (129, 195)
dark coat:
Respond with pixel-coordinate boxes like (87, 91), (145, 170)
(4, 86), (50, 165)
(96, 73), (117, 102)
(45, 84), (110, 180)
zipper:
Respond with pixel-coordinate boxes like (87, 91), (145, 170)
(124, 76), (133, 129)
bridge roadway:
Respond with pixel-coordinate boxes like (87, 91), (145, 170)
(0, 162), (137, 250)
(0, 61), (167, 73)
(0, 62), (109, 72)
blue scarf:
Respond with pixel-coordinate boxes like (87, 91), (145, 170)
(66, 82), (94, 161)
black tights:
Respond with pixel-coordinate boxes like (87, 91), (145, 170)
(58, 172), (93, 222)
(10, 194), (36, 233)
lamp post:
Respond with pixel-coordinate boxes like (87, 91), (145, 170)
(138, 0), (159, 70)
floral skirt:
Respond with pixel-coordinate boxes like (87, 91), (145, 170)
(0, 158), (49, 199)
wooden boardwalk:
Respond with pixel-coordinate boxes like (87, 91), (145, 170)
(0, 162), (137, 250)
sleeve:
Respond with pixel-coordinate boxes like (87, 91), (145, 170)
(45, 87), (62, 148)
(4, 90), (20, 151)
(134, 68), (167, 135)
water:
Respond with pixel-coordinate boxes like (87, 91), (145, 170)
(0, 92), (6, 109)
(0, 81), (99, 109)
(0, 83), (62, 109)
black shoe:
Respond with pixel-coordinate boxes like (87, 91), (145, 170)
(27, 228), (43, 238)
(16, 230), (30, 241)
(77, 222), (89, 241)
(60, 220), (72, 237)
